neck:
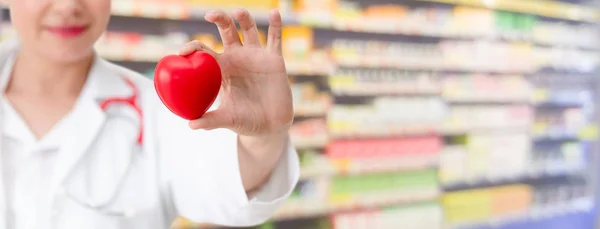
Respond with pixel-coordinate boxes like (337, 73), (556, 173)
(7, 48), (93, 97)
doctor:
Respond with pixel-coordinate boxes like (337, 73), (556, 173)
(0, 0), (299, 229)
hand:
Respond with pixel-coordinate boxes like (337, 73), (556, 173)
(182, 9), (294, 136)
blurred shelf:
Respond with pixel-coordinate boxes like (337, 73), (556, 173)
(327, 125), (539, 139)
(335, 62), (537, 75)
(532, 124), (598, 141)
(274, 188), (440, 221)
(323, 23), (598, 51)
(323, 125), (594, 143)
(285, 59), (334, 76)
(102, 55), (331, 76)
(534, 101), (586, 108)
(101, 54), (558, 76)
(110, 1), (297, 25)
(331, 87), (441, 96)
(441, 126), (532, 135)
(1, 0), (598, 228)
(300, 154), (439, 180)
(441, 164), (585, 191)
(329, 126), (440, 139)
(532, 134), (579, 142)
(446, 197), (595, 229)
(101, 1), (600, 49)
(418, 0), (600, 22)
(445, 97), (532, 104)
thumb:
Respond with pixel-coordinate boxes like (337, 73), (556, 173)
(188, 109), (233, 130)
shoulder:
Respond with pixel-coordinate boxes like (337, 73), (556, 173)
(97, 58), (155, 93)
(95, 58), (171, 118)
(95, 57), (165, 107)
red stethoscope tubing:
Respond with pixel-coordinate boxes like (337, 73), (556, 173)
(98, 77), (143, 145)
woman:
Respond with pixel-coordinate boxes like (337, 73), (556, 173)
(0, 0), (299, 229)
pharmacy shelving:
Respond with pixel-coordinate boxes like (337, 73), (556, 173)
(445, 196), (595, 229)
(417, 0), (600, 22)
(101, 0), (600, 50)
(105, 0), (600, 23)
(2, 0), (600, 229)
(275, 187), (441, 220)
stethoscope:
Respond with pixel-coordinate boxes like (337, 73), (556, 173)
(58, 76), (144, 218)
(0, 73), (145, 220)
(0, 48), (145, 224)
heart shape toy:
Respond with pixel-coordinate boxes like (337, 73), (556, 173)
(154, 51), (222, 120)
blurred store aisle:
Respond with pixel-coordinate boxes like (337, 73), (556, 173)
(1, 0), (598, 228)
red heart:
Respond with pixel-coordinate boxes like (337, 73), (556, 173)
(154, 51), (222, 120)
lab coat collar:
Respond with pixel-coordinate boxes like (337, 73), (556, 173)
(0, 39), (134, 150)
(83, 56), (135, 101)
(0, 38), (139, 206)
(49, 57), (132, 202)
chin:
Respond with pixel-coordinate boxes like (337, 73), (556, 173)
(44, 45), (96, 64)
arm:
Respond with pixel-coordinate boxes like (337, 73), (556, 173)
(186, 8), (295, 196)
(238, 129), (290, 194)
(155, 8), (299, 226)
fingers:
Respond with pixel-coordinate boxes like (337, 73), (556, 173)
(266, 9), (283, 55)
(179, 40), (218, 57)
(205, 9), (282, 51)
(205, 10), (242, 50)
(189, 109), (233, 130)
(232, 8), (261, 47)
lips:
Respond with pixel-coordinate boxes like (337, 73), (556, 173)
(46, 26), (88, 38)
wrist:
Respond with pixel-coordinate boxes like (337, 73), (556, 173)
(239, 126), (290, 146)
(237, 127), (290, 192)
(239, 128), (289, 158)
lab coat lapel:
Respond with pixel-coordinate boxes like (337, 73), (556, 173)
(0, 38), (23, 229)
(49, 99), (107, 195)
(49, 57), (132, 196)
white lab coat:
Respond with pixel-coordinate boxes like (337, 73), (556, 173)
(0, 38), (300, 229)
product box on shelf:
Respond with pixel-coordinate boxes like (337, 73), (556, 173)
(329, 69), (441, 96)
(291, 82), (331, 117)
(439, 132), (535, 187)
(467, 133), (531, 180)
(442, 185), (532, 225)
(112, 0), (192, 19)
(325, 136), (441, 175)
(329, 169), (440, 210)
(282, 26), (314, 60)
(331, 203), (443, 229)
(292, 0), (337, 26)
(328, 97), (447, 138)
(442, 74), (532, 102)
(531, 140), (587, 175)
(442, 105), (533, 133)
(94, 31), (188, 62)
(533, 107), (588, 138)
(290, 118), (328, 149)
(112, 0), (282, 19)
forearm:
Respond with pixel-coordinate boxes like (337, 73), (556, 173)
(237, 128), (290, 193)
